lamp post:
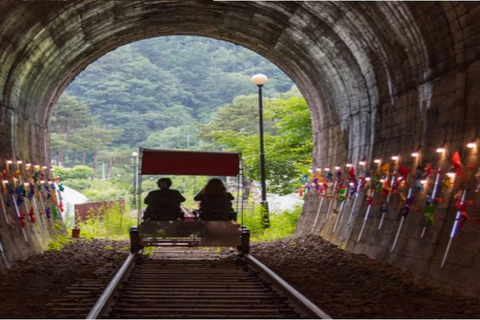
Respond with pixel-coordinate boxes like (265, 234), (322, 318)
(132, 151), (138, 209)
(251, 73), (270, 228)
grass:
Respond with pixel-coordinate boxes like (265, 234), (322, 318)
(72, 198), (301, 244)
(242, 205), (301, 242)
(76, 202), (136, 240)
(46, 221), (75, 251)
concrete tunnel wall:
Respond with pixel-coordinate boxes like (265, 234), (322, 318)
(0, 0), (479, 296)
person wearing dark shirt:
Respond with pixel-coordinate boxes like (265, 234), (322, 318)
(144, 178), (186, 220)
(194, 178), (235, 221)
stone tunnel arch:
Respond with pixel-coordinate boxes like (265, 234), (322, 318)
(1, 1), (480, 297)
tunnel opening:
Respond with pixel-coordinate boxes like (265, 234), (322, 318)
(1, 1), (480, 299)
(51, 34), (312, 240)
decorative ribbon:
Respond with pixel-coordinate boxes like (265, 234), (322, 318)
(58, 201), (64, 212)
(28, 183), (35, 199)
(326, 172), (333, 183)
(33, 171), (40, 183)
(424, 163), (433, 179)
(15, 187), (24, 206)
(28, 206), (35, 223)
(422, 204), (435, 227)
(450, 151), (465, 181)
(381, 203), (388, 215)
(45, 207), (51, 219)
(381, 182), (390, 199)
(414, 169), (424, 192)
(19, 210), (26, 227)
(398, 165), (410, 182)
(400, 195), (415, 218)
(442, 176), (451, 192)
(366, 195), (373, 206)
(338, 187), (346, 203)
(52, 205), (59, 218)
(45, 185), (51, 200)
(381, 163), (390, 177)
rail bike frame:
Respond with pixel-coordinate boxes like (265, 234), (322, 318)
(129, 148), (250, 253)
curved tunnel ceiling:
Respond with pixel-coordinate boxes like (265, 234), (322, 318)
(0, 1), (461, 164)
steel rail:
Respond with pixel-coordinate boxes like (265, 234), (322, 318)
(86, 253), (136, 319)
(87, 251), (330, 319)
(245, 254), (331, 319)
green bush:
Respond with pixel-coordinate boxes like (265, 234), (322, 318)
(53, 165), (94, 180)
(242, 204), (301, 242)
(62, 179), (92, 192)
(77, 202), (136, 240)
(46, 221), (74, 251)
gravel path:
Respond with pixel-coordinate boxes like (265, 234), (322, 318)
(251, 234), (480, 319)
(1, 235), (479, 318)
(0, 239), (129, 319)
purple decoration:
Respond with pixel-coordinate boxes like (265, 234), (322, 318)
(400, 196), (415, 218)
(28, 183), (35, 199)
(45, 207), (51, 219)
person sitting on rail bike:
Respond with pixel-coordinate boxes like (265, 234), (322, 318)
(193, 178), (236, 221)
(143, 178), (186, 221)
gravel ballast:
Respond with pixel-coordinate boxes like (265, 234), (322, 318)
(1, 235), (480, 318)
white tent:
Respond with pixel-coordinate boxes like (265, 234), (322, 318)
(61, 186), (88, 227)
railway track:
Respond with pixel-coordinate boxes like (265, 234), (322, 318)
(50, 249), (330, 319)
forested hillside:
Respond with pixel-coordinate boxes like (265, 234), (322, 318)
(51, 36), (312, 199)
(64, 36), (293, 148)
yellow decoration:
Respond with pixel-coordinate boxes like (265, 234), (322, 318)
(381, 163), (390, 175)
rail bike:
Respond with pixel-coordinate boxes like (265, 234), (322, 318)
(129, 148), (250, 254)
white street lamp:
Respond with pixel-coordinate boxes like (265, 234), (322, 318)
(251, 73), (270, 228)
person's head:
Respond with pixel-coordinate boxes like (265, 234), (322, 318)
(202, 178), (227, 198)
(157, 178), (172, 190)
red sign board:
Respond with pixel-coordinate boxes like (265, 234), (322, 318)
(140, 149), (240, 176)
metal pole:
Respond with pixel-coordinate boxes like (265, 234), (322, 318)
(324, 180), (337, 222)
(420, 168), (441, 239)
(391, 188), (413, 252)
(258, 85), (270, 228)
(441, 189), (467, 268)
(357, 190), (375, 243)
(132, 155), (137, 209)
(378, 173), (396, 230)
(347, 176), (362, 224)
(311, 195), (325, 232)
(332, 184), (350, 233)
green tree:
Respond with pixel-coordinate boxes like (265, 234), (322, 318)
(204, 90), (312, 195)
(50, 94), (92, 164)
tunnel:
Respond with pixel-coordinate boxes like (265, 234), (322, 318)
(0, 0), (479, 298)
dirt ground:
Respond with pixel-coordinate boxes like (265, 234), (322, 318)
(0, 239), (129, 319)
(251, 234), (480, 319)
(0, 235), (479, 319)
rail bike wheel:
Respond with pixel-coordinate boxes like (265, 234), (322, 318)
(129, 227), (142, 253)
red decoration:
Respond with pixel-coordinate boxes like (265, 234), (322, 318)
(348, 167), (356, 181)
(398, 165), (410, 182)
(19, 211), (26, 228)
(28, 206), (35, 223)
(424, 163), (433, 179)
(450, 151), (465, 181)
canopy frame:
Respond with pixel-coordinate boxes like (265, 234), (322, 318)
(135, 148), (243, 224)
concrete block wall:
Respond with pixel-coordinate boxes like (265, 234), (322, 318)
(299, 6), (480, 295)
(0, 101), (58, 268)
